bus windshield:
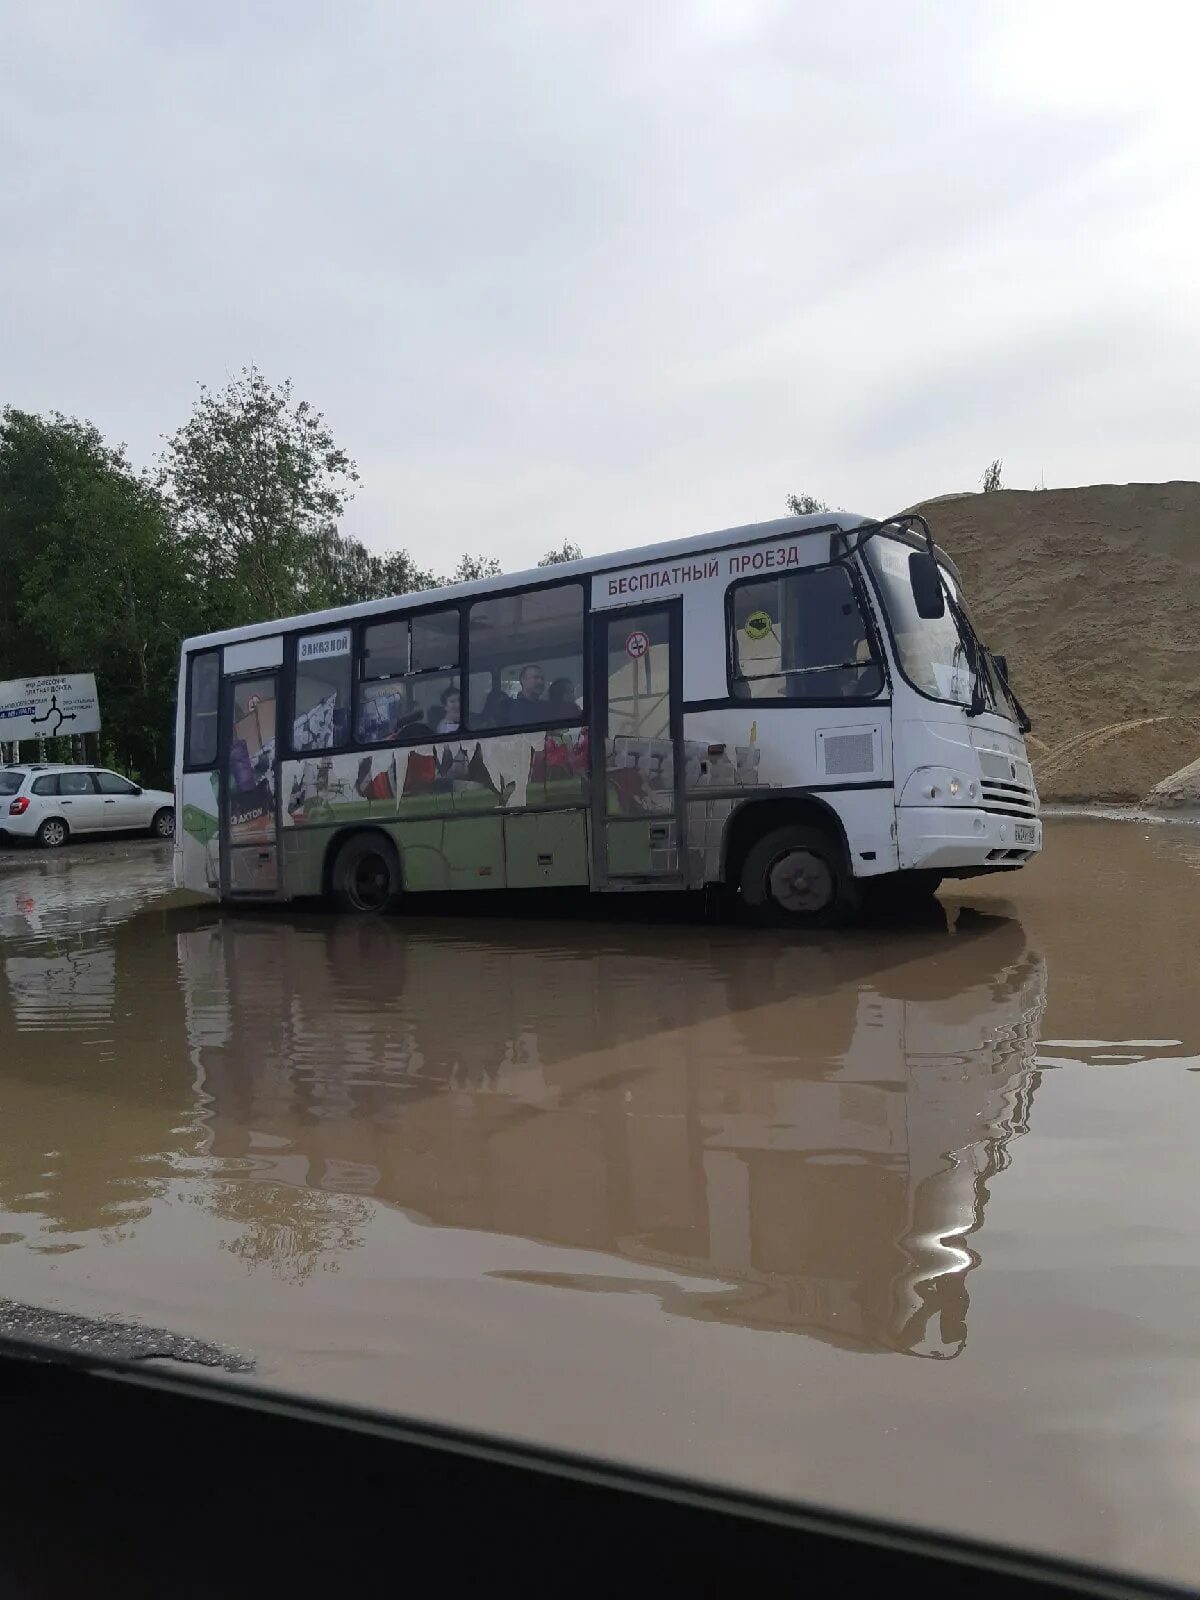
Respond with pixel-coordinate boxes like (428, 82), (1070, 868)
(864, 535), (1003, 716)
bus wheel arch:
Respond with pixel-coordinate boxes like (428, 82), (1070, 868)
(325, 827), (402, 915)
(721, 797), (862, 927)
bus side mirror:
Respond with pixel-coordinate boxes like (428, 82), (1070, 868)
(992, 654), (1008, 682)
(909, 552), (945, 620)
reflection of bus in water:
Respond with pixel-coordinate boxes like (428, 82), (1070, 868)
(180, 909), (1044, 1357)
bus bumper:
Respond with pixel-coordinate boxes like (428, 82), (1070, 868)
(896, 806), (1042, 872)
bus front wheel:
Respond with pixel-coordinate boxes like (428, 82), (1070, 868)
(330, 833), (401, 915)
(739, 823), (862, 928)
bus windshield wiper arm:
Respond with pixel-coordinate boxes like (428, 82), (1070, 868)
(988, 649), (1033, 734)
(941, 592), (989, 718)
(735, 661), (870, 682)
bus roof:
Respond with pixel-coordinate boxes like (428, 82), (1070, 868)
(180, 509), (874, 653)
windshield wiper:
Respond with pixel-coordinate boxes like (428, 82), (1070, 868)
(735, 661), (870, 684)
(989, 650), (1033, 734)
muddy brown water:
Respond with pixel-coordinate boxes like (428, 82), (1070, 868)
(1, 819), (1199, 1583)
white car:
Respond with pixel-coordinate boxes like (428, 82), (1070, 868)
(0, 764), (175, 848)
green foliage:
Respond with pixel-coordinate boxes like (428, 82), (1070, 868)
(157, 366), (363, 624)
(538, 540), (583, 567)
(1, 375), (591, 784)
(981, 459), (1003, 493)
(305, 527), (439, 606)
(448, 553), (503, 584)
(785, 492), (830, 515)
(0, 408), (199, 782)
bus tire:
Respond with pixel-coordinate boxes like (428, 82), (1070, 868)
(330, 832), (401, 915)
(739, 823), (862, 928)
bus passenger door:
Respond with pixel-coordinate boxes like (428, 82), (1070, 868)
(592, 603), (686, 885)
(220, 672), (282, 897)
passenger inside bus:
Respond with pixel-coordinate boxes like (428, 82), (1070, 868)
(548, 677), (580, 715)
(435, 688), (461, 734)
(506, 664), (548, 725)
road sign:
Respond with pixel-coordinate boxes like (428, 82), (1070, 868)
(625, 630), (650, 659)
(0, 674), (101, 742)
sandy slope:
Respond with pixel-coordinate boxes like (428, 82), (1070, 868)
(914, 483), (1200, 802)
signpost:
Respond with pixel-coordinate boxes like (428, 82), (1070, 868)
(0, 674), (101, 761)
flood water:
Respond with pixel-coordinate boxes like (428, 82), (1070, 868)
(1, 819), (1199, 1582)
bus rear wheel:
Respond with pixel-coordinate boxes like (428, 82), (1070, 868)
(330, 833), (400, 915)
(739, 823), (862, 928)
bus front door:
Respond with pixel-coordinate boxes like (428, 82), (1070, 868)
(220, 672), (282, 897)
(593, 603), (686, 885)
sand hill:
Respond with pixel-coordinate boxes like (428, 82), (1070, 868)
(913, 483), (1200, 804)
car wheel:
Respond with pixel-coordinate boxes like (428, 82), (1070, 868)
(36, 817), (69, 850)
(739, 823), (863, 928)
(330, 833), (401, 915)
(151, 807), (175, 840)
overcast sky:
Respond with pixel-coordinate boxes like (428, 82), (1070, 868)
(3, 0), (1197, 571)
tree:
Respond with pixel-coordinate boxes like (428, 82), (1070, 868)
(786, 492), (830, 515)
(538, 540), (582, 567)
(447, 553), (502, 583)
(305, 528), (439, 607)
(981, 459), (1003, 493)
(0, 408), (200, 781)
(157, 366), (362, 624)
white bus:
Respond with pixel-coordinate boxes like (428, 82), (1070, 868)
(173, 509), (1040, 924)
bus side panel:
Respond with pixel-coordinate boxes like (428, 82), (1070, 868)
(277, 733), (592, 899)
(177, 769), (222, 898)
(505, 813), (590, 888)
(678, 707), (898, 884)
(283, 812), (594, 896)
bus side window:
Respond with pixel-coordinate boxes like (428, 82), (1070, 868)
(729, 567), (883, 701)
(186, 650), (221, 767)
(466, 585), (585, 733)
(293, 629), (354, 752)
(358, 608), (461, 745)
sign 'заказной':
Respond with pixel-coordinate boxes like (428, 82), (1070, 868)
(0, 674), (101, 743)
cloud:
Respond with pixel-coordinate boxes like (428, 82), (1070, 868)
(2, 0), (1196, 569)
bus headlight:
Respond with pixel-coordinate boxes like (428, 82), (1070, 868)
(902, 767), (977, 806)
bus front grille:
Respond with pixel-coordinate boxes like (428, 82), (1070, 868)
(980, 779), (1038, 818)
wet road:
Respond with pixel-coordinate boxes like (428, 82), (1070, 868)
(0, 821), (1198, 1583)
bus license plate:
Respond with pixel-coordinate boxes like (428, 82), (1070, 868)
(1015, 824), (1036, 845)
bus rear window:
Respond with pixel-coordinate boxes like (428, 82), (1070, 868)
(729, 565), (883, 701)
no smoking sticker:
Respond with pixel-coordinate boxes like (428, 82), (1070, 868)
(625, 630), (650, 659)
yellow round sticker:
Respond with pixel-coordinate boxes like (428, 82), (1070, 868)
(745, 610), (773, 641)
